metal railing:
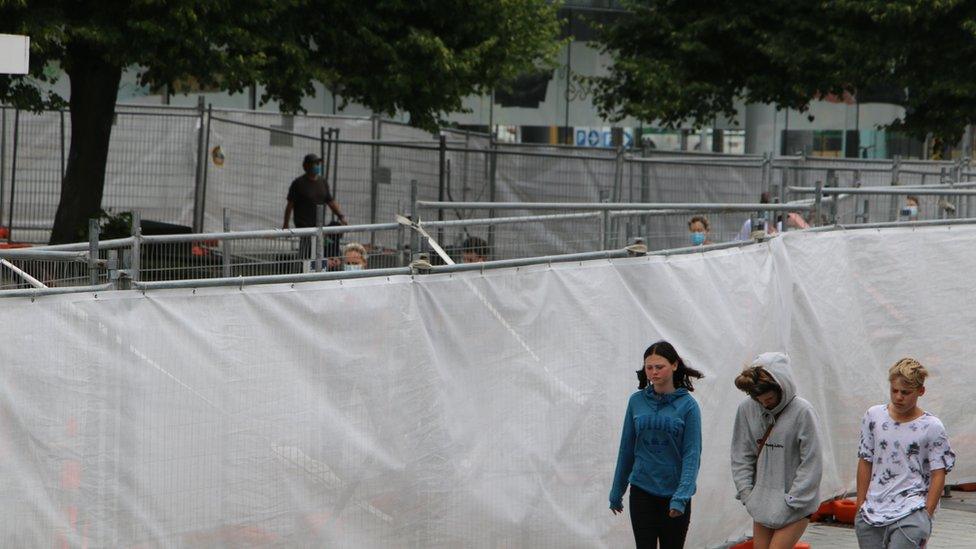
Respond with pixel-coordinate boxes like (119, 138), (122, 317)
(5, 101), (975, 249)
(6, 215), (976, 299)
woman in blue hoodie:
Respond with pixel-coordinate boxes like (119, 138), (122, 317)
(610, 340), (704, 548)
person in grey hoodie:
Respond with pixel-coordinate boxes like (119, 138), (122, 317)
(730, 352), (823, 549)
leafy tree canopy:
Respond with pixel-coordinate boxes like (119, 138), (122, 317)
(1, 0), (561, 127)
(589, 0), (976, 142)
(0, 0), (560, 242)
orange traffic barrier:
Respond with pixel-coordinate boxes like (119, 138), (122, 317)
(810, 499), (836, 522)
(957, 482), (976, 492)
(0, 226), (7, 239)
(833, 498), (858, 523)
(0, 242), (31, 249)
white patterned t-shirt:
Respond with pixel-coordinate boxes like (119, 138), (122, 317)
(857, 404), (955, 526)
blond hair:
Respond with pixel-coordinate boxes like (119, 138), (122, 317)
(343, 242), (367, 257)
(888, 357), (928, 389)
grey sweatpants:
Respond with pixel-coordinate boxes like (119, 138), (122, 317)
(854, 508), (933, 548)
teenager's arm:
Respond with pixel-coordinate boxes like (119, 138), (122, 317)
(855, 458), (873, 510)
(926, 468), (946, 517)
(670, 400), (702, 515)
(609, 400), (636, 512)
(785, 407), (823, 509)
(855, 409), (875, 511)
(730, 402), (758, 503)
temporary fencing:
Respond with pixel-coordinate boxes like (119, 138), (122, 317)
(5, 103), (975, 257)
(1, 223), (975, 547)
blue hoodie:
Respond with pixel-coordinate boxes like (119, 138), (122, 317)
(609, 387), (702, 513)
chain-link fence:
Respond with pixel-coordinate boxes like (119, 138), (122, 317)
(3, 103), (975, 258)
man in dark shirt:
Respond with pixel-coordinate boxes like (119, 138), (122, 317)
(282, 154), (348, 260)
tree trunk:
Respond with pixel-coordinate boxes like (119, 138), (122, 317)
(49, 42), (122, 244)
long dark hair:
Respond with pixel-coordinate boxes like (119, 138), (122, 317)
(636, 340), (705, 391)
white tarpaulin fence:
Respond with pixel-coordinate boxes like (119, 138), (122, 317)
(1, 224), (975, 547)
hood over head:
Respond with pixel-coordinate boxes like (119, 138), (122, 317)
(751, 352), (796, 416)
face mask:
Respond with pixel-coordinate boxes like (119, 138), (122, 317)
(691, 232), (706, 246)
(908, 206), (918, 217)
(312, 165), (323, 176)
(344, 263), (363, 271)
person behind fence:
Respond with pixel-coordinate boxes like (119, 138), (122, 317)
(737, 193), (779, 240)
(342, 242), (368, 271)
(853, 358), (955, 549)
(461, 236), (489, 263)
(687, 216), (712, 246)
(282, 153), (349, 260)
(731, 353), (823, 549)
(609, 340), (703, 549)
(903, 195), (920, 221)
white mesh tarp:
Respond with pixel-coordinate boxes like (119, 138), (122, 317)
(2, 225), (975, 547)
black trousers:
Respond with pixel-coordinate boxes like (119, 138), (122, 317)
(629, 485), (691, 549)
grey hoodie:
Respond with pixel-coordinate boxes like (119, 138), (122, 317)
(730, 352), (823, 529)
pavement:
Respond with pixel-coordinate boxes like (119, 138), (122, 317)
(800, 489), (976, 548)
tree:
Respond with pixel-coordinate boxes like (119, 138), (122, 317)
(588, 1), (976, 145)
(0, 0), (560, 243)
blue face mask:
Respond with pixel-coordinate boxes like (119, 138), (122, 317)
(691, 232), (706, 246)
(312, 165), (323, 176)
(343, 263), (363, 271)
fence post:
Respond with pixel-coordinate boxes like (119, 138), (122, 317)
(827, 169), (838, 223)
(612, 145), (624, 242)
(107, 250), (121, 290)
(192, 96), (208, 232)
(953, 157), (966, 218)
(222, 208), (231, 278)
(437, 133), (447, 246)
(601, 200), (611, 250)
(396, 199), (405, 267)
(315, 204), (325, 272)
(88, 218), (100, 286)
(331, 127), (340, 204)
(320, 125), (328, 189)
(0, 107), (6, 238)
(369, 115), (380, 228)
(60, 109), (66, 179)
(487, 138), (498, 257)
(7, 108), (19, 243)
(886, 154), (901, 221)
(130, 211), (141, 282)
(409, 179), (419, 262)
(640, 155), (650, 240)
(778, 162), (788, 208)
(762, 152), (772, 192)
(813, 180), (824, 226)
(964, 156), (972, 217)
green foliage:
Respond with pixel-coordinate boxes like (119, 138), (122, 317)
(589, 0), (976, 142)
(0, 0), (561, 128)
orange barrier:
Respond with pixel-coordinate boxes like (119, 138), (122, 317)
(957, 482), (976, 492)
(810, 499), (836, 522)
(833, 498), (858, 524)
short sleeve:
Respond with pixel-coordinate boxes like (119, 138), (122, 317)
(928, 420), (956, 473)
(287, 180), (298, 202)
(857, 409), (875, 461)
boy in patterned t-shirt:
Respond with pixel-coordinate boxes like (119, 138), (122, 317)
(854, 358), (955, 548)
